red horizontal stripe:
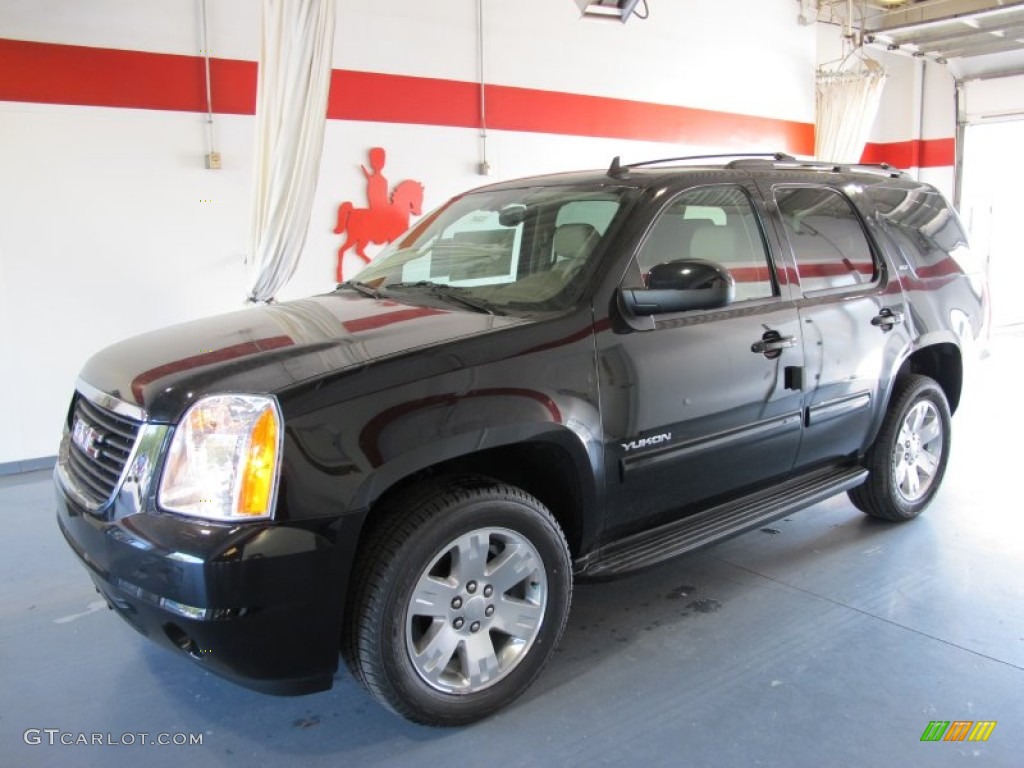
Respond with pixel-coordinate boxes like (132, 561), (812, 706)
(129, 335), (293, 403)
(0, 38), (259, 114)
(329, 70), (478, 128)
(358, 388), (562, 466)
(708, 263), (872, 284)
(861, 138), (954, 169)
(342, 306), (447, 333)
(488, 84), (815, 152)
(1, 37), (813, 153)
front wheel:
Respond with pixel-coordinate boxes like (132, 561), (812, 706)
(849, 374), (952, 521)
(343, 477), (572, 726)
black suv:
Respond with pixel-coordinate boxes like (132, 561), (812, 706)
(56, 154), (987, 725)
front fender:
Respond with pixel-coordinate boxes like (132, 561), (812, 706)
(350, 419), (600, 519)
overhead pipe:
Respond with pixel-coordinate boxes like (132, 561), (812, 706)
(477, 0), (490, 175)
(916, 57), (926, 180)
(953, 80), (966, 209)
(199, 0), (219, 169)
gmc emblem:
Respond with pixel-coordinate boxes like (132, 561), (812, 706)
(71, 417), (104, 459)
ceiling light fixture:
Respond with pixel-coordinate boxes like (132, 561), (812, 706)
(576, 0), (645, 23)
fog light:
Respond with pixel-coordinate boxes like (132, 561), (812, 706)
(160, 598), (209, 620)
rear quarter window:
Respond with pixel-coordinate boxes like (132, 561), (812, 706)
(867, 186), (979, 277)
(774, 186), (876, 294)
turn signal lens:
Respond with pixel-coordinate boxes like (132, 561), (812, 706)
(237, 407), (279, 516)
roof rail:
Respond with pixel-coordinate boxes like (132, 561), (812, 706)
(725, 158), (778, 169)
(606, 153), (910, 180)
(774, 160), (910, 179)
(607, 152), (795, 178)
(850, 162), (910, 179)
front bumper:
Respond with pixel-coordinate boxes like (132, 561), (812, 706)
(55, 470), (345, 695)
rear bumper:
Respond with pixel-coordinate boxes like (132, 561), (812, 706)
(55, 470), (347, 695)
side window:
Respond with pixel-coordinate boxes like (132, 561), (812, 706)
(775, 187), (876, 293)
(636, 186), (776, 302)
(867, 186), (977, 276)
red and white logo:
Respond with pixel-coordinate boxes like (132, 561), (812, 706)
(334, 147), (424, 282)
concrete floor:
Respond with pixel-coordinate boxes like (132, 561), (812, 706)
(3, 330), (1022, 768)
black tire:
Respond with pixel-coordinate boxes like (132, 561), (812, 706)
(848, 374), (952, 521)
(342, 476), (572, 726)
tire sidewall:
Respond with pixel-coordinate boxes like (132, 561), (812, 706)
(877, 378), (952, 519)
(371, 490), (571, 724)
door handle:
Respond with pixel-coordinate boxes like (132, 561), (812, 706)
(751, 333), (797, 356)
(871, 307), (905, 331)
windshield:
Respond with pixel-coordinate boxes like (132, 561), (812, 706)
(352, 184), (633, 314)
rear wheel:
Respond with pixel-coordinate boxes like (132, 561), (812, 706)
(343, 477), (572, 726)
(849, 374), (951, 520)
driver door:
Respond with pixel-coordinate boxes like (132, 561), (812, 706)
(597, 183), (805, 538)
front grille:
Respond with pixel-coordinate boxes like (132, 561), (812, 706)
(66, 394), (143, 509)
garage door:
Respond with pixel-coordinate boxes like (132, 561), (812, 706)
(959, 74), (1024, 328)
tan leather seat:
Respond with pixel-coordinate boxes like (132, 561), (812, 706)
(552, 223), (601, 268)
(688, 225), (739, 262)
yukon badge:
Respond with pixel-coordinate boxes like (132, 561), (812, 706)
(621, 432), (672, 452)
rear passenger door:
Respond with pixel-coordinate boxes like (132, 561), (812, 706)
(764, 183), (910, 468)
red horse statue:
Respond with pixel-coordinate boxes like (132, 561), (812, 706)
(334, 179), (424, 282)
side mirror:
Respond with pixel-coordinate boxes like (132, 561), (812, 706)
(620, 259), (734, 316)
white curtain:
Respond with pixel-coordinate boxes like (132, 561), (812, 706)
(815, 56), (887, 164)
(247, 0), (336, 303)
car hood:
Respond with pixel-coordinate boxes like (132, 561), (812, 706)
(78, 291), (529, 422)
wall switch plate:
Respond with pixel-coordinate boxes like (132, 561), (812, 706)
(205, 152), (222, 170)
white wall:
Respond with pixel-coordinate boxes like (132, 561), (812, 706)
(873, 50), (956, 195)
(0, 104), (255, 465)
(1, 0), (818, 464)
(815, 22), (956, 197)
(0, 239), (24, 464)
(918, 57), (956, 196)
(0, 0), (257, 58)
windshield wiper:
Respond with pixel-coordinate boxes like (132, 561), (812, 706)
(385, 281), (497, 315)
(338, 280), (382, 299)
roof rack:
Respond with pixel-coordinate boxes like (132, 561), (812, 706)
(772, 159), (910, 179)
(607, 153), (794, 178)
(606, 153), (909, 179)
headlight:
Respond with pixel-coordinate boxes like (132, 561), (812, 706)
(158, 394), (282, 521)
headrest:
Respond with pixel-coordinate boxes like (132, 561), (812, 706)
(689, 225), (738, 260)
(553, 223), (600, 257)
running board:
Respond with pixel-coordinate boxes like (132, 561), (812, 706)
(580, 465), (868, 578)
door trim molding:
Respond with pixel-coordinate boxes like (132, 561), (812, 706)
(621, 411), (802, 477)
